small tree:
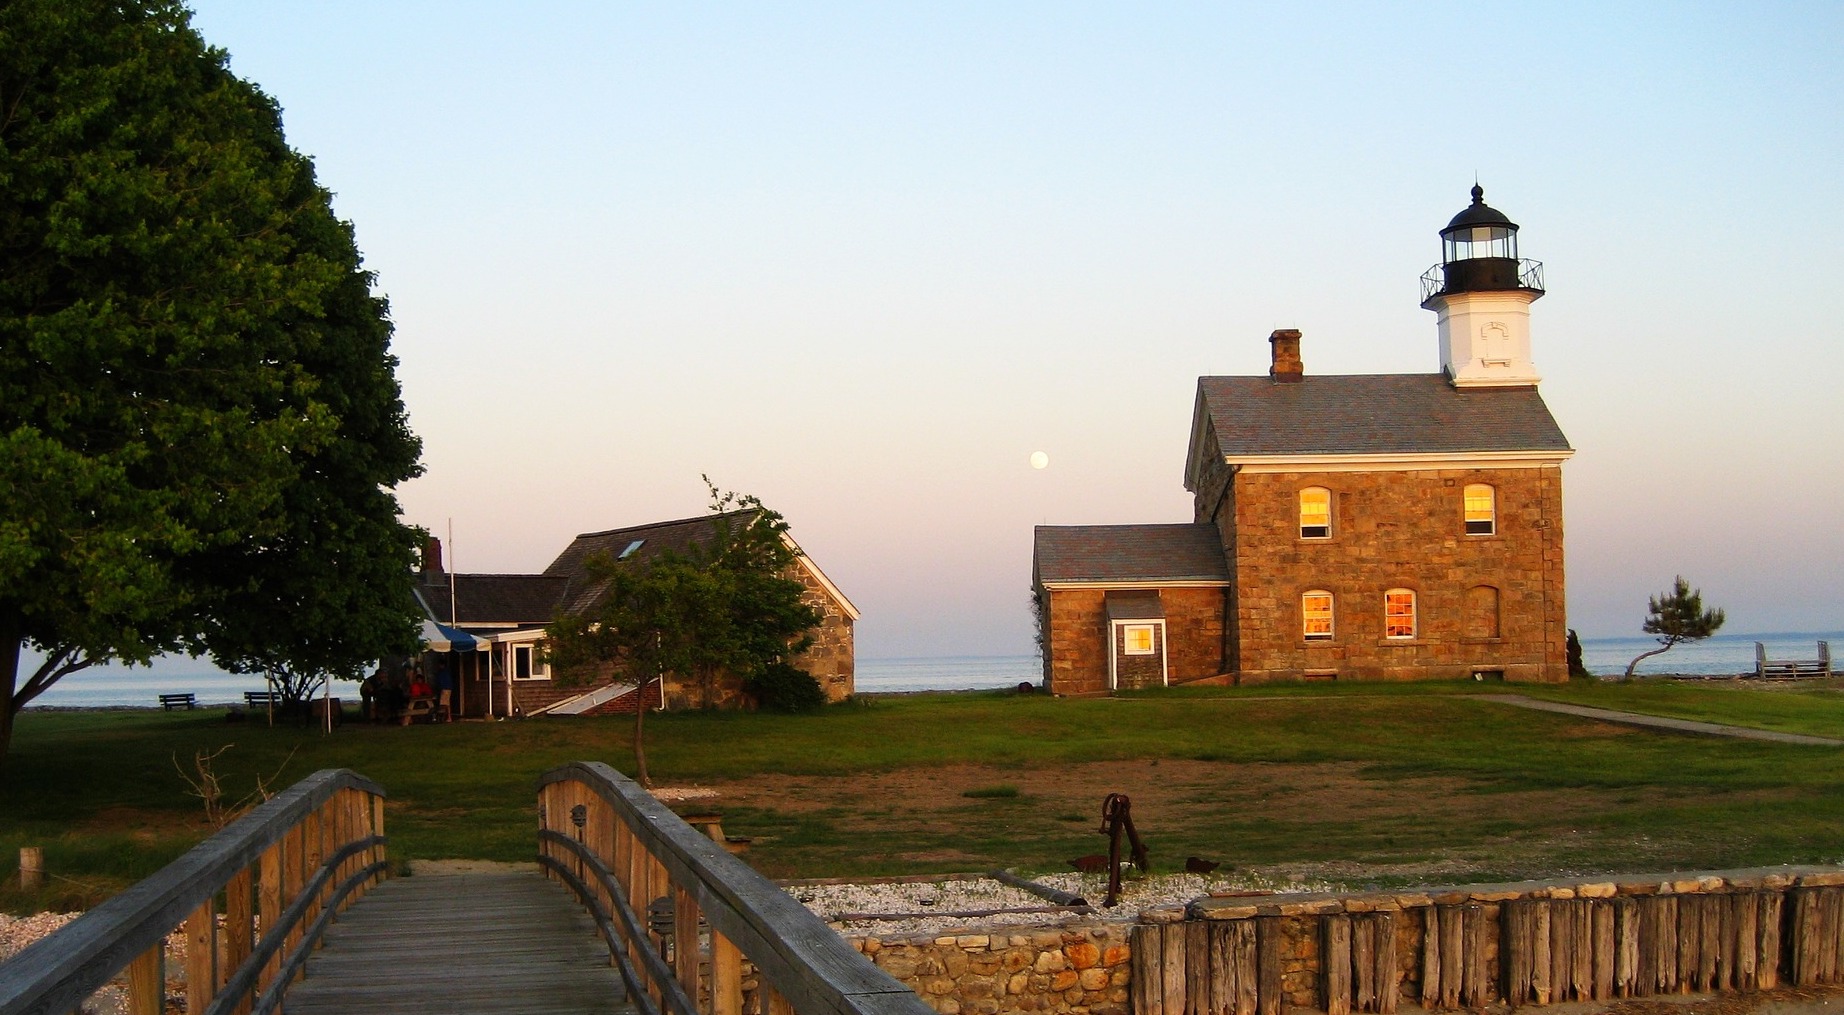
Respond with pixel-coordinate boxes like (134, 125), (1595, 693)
(1623, 577), (1725, 678)
(1566, 629), (1591, 678)
(547, 481), (822, 785)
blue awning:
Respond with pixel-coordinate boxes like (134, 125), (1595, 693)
(421, 619), (487, 652)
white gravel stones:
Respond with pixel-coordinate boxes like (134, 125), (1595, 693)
(787, 870), (1342, 936)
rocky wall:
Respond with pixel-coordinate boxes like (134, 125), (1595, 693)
(851, 924), (1135, 1015)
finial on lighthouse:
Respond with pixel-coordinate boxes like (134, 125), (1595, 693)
(1470, 183), (1485, 204)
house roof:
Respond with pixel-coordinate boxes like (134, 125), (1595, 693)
(1104, 592), (1166, 621)
(544, 510), (860, 620)
(1034, 524), (1230, 586)
(414, 574), (570, 627)
(1195, 373), (1571, 458)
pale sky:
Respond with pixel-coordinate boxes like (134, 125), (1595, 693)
(184, 2), (1844, 656)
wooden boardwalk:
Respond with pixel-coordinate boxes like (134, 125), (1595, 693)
(283, 868), (632, 1015)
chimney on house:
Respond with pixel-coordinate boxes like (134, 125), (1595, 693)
(423, 536), (444, 574)
(1269, 329), (1303, 382)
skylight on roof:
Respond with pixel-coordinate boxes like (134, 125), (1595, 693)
(618, 539), (645, 560)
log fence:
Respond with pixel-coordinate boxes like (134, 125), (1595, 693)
(536, 761), (935, 1015)
(0, 769), (387, 1015)
(1135, 870), (1844, 1014)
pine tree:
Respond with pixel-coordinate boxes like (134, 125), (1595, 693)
(1623, 577), (1725, 679)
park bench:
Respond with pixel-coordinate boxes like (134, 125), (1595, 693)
(158, 693), (197, 711)
(1755, 641), (1832, 679)
(244, 690), (280, 709)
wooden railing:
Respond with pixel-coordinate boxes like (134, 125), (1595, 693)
(537, 761), (933, 1015)
(0, 769), (387, 1015)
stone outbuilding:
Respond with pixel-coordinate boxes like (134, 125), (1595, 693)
(415, 510), (859, 715)
(1034, 187), (1573, 691)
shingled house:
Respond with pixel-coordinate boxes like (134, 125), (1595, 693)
(1034, 187), (1573, 692)
(416, 511), (858, 716)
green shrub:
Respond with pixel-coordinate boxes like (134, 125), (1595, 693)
(746, 662), (827, 713)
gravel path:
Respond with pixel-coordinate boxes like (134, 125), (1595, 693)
(1477, 695), (1844, 746)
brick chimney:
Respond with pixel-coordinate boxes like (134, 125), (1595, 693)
(1268, 329), (1303, 382)
(423, 535), (444, 574)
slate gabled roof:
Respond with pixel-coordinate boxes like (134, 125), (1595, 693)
(1034, 524), (1230, 585)
(415, 574), (570, 626)
(1196, 373), (1571, 458)
(542, 511), (749, 616)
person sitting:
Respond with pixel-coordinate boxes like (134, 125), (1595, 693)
(408, 670), (433, 700)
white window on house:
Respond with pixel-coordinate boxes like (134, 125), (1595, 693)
(512, 643), (550, 680)
(1299, 487), (1331, 539)
(1384, 589), (1417, 640)
(1464, 484), (1495, 535)
(618, 539), (645, 560)
(1302, 591), (1334, 640)
(1122, 624), (1156, 656)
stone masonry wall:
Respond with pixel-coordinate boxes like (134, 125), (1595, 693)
(791, 565), (855, 702)
(852, 924), (1134, 1015)
(1222, 466), (1566, 683)
(1044, 588), (1227, 696)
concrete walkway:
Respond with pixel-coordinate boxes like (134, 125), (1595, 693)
(1476, 694), (1843, 746)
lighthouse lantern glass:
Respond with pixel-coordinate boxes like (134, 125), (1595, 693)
(1444, 225), (1517, 264)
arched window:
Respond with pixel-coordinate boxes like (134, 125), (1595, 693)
(1302, 591), (1334, 640)
(1464, 483), (1495, 535)
(1299, 487), (1331, 539)
(1465, 585), (1501, 640)
(1384, 589), (1417, 639)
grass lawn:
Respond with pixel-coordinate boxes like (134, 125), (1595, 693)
(3, 678), (1842, 914)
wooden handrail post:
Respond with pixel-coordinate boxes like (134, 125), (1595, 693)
(280, 822), (305, 973)
(712, 930), (744, 1015)
(368, 788), (386, 888)
(222, 866), (254, 1013)
(125, 943), (163, 1015)
(185, 900), (215, 1015)
(673, 884), (700, 1004)
(258, 840), (283, 994)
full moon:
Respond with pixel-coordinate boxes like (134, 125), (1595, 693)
(1029, 451), (1049, 470)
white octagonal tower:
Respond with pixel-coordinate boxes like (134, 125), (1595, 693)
(1420, 185), (1545, 388)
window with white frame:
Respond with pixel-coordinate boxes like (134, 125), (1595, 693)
(1122, 624), (1155, 655)
(1464, 484), (1495, 535)
(1299, 487), (1331, 539)
(511, 643), (550, 680)
(1384, 589), (1417, 639)
(1302, 591), (1334, 640)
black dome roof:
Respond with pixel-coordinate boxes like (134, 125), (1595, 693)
(1443, 184), (1518, 232)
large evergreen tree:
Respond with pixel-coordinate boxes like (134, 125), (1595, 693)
(0, 0), (423, 763)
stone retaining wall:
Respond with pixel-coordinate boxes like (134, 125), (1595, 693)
(849, 924), (1135, 1015)
(829, 864), (1844, 1015)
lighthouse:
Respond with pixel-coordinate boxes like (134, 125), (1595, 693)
(1420, 185), (1545, 388)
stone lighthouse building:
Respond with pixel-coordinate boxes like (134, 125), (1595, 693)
(1034, 187), (1573, 693)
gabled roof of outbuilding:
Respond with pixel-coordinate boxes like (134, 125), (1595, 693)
(1195, 373), (1571, 458)
(414, 574), (570, 627)
(1034, 524), (1230, 586)
(545, 510), (860, 620)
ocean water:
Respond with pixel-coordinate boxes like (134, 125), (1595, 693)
(17, 633), (1837, 708)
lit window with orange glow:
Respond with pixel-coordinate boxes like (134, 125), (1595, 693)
(1384, 589), (1417, 639)
(1123, 624), (1155, 655)
(1464, 484), (1495, 535)
(1299, 487), (1331, 538)
(1302, 591), (1334, 640)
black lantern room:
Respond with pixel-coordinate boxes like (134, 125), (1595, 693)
(1420, 185), (1544, 305)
